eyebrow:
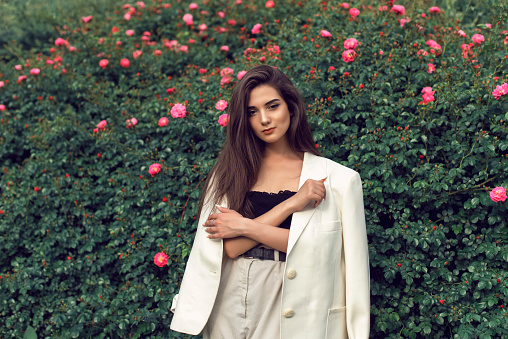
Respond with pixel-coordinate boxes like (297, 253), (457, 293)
(247, 99), (280, 109)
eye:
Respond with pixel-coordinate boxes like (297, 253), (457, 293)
(248, 109), (256, 115)
(269, 104), (280, 110)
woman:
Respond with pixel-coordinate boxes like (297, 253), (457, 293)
(170, 65), (370, 338)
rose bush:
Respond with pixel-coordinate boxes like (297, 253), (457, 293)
(0, 0), (507, 338)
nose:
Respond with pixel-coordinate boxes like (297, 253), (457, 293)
(259, 109), (271, 125)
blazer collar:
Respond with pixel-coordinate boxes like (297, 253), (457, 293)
(287, 152), (327, 255)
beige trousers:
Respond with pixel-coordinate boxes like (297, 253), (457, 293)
(202, 255), (285, 339)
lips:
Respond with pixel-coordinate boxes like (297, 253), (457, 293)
(262, 127), (275, 134)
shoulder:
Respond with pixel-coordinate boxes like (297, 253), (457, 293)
(309, 153), (360, 180)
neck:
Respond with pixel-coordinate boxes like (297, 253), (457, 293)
(263, 139), (301, 160)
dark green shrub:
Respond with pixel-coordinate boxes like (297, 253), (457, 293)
(0, 0), (507, 338)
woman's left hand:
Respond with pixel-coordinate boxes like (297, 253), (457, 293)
(203, 206), (247, 239)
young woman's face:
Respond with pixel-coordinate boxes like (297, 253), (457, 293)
(247, 85), (291, 145)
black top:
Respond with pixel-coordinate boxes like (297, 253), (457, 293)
(245, 190), (297, 229)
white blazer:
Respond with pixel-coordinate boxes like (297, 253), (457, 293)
(170, 152), (370, 338)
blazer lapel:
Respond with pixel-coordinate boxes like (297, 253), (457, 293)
(287, 152), (327, 255)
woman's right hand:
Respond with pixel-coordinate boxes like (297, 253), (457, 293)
(288, 178), (327, 212)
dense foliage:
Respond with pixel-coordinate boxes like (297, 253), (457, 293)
(1, 0), (507, 338)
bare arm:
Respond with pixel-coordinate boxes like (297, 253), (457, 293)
(203, 178), (327, 258)
(222, 201), (295, 258)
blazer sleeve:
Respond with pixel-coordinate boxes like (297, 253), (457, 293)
(341, 171), (370, 338)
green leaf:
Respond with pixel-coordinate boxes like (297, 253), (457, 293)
(23, 326), (37, 339)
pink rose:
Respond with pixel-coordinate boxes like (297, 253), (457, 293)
(17, 75), (27, 83)
(14, 65), (22, 71)
(120, 58), (130, 68)
(221, 76), (232, 85)
(153, 50), (162, 56)
(427, 63), (436, 73)
(0, 104), (5, 111)
(220, 67), (234, 77)
(426, 39), (441, 49)
(461, 43), (475, 59)
(93, 128), (99, 133)
(126, 118), (138, 128)
(55, 38), (69, 46)
(0, 81), (4, 88)
(221, 45), (229, 52)
(492, 83), (508, 100)
(126, 29), (134, 36)
(218, 114), (229, 127)
(189, 3), (198, 10)
(429, 7), (440, 13)
(472, 34), (484, 45)
(133, 50), (142, 59)
(422, 93), (435, 103)
(198, 24), (208, 31)
(30, 68), (40, 75)
(342, 49), (356, 63)
(349, 8), (360, 18)
(158, 117), (169, 127)
(344, 38), (358, 50)
(99, 59), (109, 69)
(218, 11), (225, 19)
(216, 100), (228, 111)
(379, 5), (387, 11)
(422, 87), (435, 95)
(320, 30), (332, 38)
(124, 13), (132, 20)
(154, 253), (169, 267)
(81, 16), (93, 23)
(149, 163), (162, 177)
(457, 30), (467, 37)
(490, 187), (507, 202)
(265, 1), (275, 8)
(97, 120), (107, 129)
(340, 3), (350, 9)
(391, 5), (405, 15)
(136, 1), (145, 9)
(400, 17), (410, 27)
(171, 103), (187, 118)
(183, 14), (193, 25)
(237, 70), (247, 80)
(252, 23), (262, 34)
(179, 46), (188, 53)
(485, 23), (492, 29)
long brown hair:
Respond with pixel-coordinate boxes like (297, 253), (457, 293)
(197, 65), (320, 218)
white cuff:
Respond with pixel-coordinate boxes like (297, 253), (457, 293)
(170, 294), (179, 313)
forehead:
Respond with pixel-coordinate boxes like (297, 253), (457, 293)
(248, 85), (282, 106)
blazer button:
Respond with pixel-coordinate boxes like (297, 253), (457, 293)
(283, 309), (295, 318)
(286, 269), (296, 280)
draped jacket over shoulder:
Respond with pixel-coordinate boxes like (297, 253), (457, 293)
(170, 152), (370, 338)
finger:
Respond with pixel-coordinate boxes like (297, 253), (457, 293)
(215, 205), (230, 212)
(207, 213), (220, 220)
